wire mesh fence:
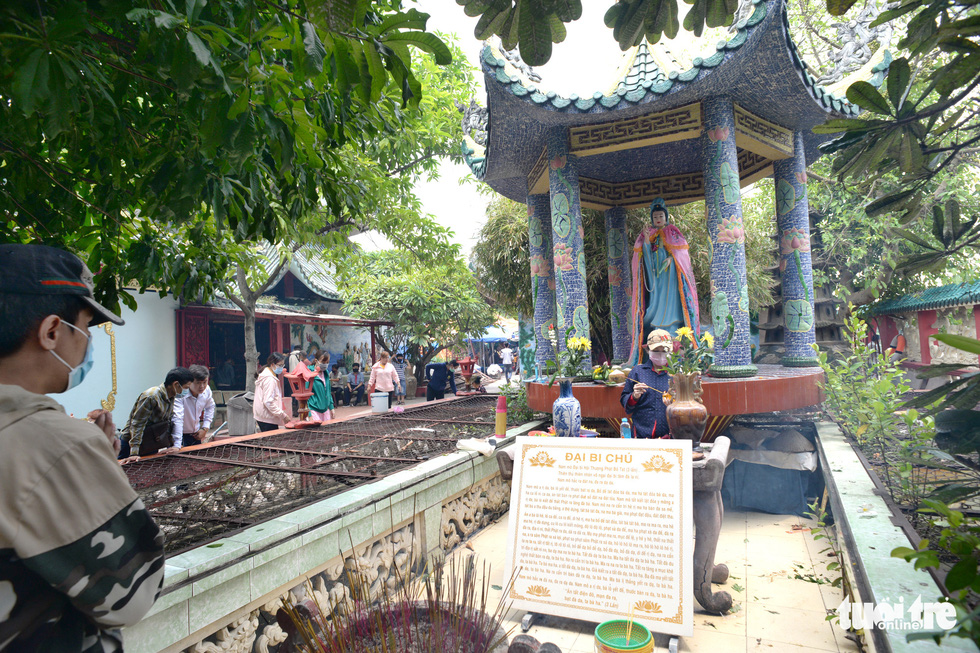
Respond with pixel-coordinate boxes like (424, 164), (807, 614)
(124, 395), (512, 555)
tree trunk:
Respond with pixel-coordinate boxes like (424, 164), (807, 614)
(243, 304), (258, 392)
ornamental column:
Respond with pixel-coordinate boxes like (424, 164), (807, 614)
(701, 97), (756, 377)
(527, 192), (557, 375)
(605, 206), (631, 362)
(773, 131), (818, 366)
(547, 127), (592, 369)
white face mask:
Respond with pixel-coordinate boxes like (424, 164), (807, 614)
(649, 350), (668, 366)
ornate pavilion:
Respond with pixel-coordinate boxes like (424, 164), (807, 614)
(461, 0), (889, 380)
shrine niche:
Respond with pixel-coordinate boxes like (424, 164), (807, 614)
(462, 0), (891, 373)
(462, 0), (890, 422)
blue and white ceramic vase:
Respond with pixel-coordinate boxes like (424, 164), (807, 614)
(552, 378), (581, 437)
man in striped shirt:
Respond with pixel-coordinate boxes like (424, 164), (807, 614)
(391, 352), (408, 405)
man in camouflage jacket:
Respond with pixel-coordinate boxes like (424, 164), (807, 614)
(0, 245), (165, 651)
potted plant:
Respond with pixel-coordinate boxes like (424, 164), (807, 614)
(664, 328), (714, 450)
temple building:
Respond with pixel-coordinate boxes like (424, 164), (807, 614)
(461, 0), (889, 379)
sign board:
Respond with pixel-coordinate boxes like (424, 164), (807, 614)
(504, 437), (693, 637)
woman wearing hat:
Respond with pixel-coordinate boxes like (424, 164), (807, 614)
(620, 329), (673, 438)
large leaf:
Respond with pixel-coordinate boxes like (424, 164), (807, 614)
(934, 333), (980, 355)
(846, 81), (893, 115)
(865, 189), (916, 217)
(382, 32), (452, 65)
(518, 0), (552, 66)
(886, 57), (911, 110)
(826, 0), (860, 17)
(893, 227), (938, 250)
(11, 49), (49, 116)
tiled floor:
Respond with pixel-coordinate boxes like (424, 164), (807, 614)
(450, 509), (862, 653)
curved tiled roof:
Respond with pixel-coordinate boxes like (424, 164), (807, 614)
(868, 280), (980, 316)
(463, 0), (891, 201)
(479, 0), (771, 115)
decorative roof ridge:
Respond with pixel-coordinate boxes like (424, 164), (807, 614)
(868, 279), (980, 316)
(476, 0), (770, 115)
(782, 6), (891, 117)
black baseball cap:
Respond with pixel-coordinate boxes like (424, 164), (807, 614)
(0, 244), (125, 326)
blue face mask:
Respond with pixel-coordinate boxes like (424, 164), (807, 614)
(273, 365), (284, 375)
(178, 387), (191, 398)
(51, 321), (94, 391)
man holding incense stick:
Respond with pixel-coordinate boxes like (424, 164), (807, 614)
(620, 329), (672, 439)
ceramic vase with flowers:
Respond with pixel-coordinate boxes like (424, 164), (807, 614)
(664, 328), (714, 450)
(546, 325), (592, 437)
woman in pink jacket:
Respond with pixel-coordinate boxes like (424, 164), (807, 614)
(369, 351), (400, 409)
(253, 352), (289, 432)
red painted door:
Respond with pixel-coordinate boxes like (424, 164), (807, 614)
(176, 309), (210, 368)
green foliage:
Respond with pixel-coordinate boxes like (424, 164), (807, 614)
(454, 0), (738, 65)
(0, 0), (464, 310)
(813, 306), (939, 508)
(892, 500), (980, 646)
(665, 328), (714, 375)
(805, 501), (845, 591)
(339, 250), (496, 383)
(499, 380), (538, 423)
(814, 0), (980, 262)
(807, 157), (980, 305)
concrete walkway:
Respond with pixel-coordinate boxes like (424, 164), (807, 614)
(450, 509), (861, 653)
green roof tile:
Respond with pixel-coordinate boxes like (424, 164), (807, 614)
(869, 280), (980, 315)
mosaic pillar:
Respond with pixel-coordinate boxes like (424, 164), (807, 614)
(773, 132), (818, 366)
(701, 97), (756, 377)
(547, 127), (592, 370)
(527, 192), (556, 375)
(605, 206), (631, 362)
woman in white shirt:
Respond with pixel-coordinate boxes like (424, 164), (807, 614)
(369, 351), (400, 409)
(253, 352), (289, 432)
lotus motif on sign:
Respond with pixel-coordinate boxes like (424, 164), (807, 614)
(529, 451), (556, 468)
(526, 585), (551, 597)
(634, 600), (663, 614)
(642, 455), (673, 473)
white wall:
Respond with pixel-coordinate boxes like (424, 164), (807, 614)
(55, 292), (179, 423)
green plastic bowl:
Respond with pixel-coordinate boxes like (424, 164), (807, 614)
(594, 619), (652, 652)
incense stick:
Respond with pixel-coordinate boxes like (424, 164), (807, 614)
(626, 603), (635, 643)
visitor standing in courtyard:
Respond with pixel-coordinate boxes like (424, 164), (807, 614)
(329, 363), (345, 407)
(345, 363), (366, 406)
(172, 364), (216, 448)
(119, 366), (195, 460)
(307, 352), (334, 421)
(620, 329), (672, 439)
(369, 351), (400, 409)
(0, 244), (165, 650)
(286, 344), (305, 373)
(499, 344), (514, 383)
(253, 352), (289, 431)
(425, 359), (458, 401)
(391, 351), (408, 405)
